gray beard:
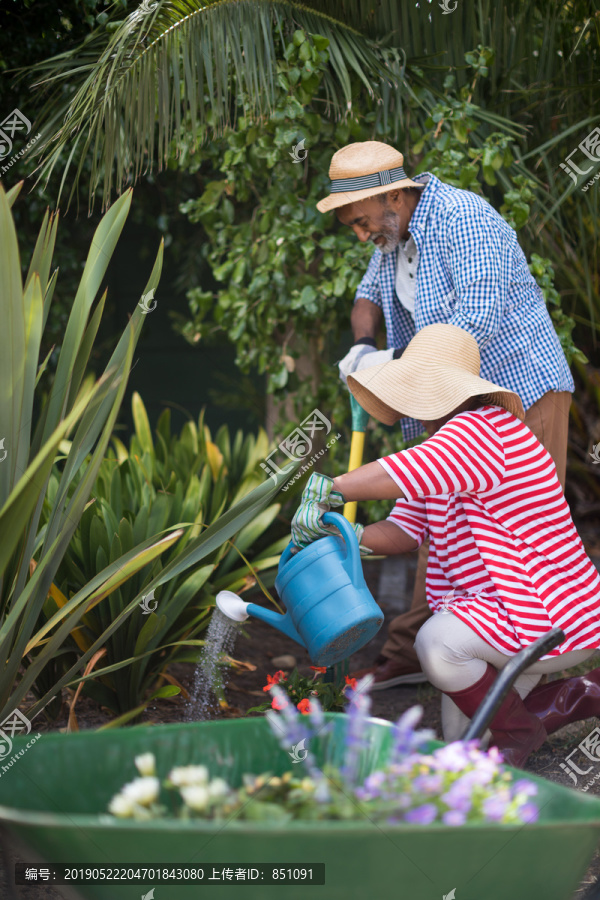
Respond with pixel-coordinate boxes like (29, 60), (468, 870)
(372, 209), (401, 254)
(372, 236), (399, 255)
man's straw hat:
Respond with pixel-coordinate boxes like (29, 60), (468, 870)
(316, 141), (424, 214)
(347, 324), (525, 425)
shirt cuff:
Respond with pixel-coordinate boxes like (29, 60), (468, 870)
(354, 289), (383, 308)
(355, 337), (377, 348)
(385, 512), (427, 547)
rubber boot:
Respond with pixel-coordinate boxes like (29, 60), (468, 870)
(444, 663), (547, 767)
(524, 667), (600, 735)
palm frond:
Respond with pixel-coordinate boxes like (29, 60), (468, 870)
(27, 0), (394, 209)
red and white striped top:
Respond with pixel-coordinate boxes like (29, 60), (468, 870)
(379, 406), (600, 658)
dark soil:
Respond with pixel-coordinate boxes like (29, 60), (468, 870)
(3, 553), (600, 899)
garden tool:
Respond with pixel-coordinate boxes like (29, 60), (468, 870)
(322, 393), (369, 684)
(216, 512), (383, 668)
(343, 394), (370, 524)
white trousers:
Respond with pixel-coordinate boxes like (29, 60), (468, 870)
(414, 611), (596, 742)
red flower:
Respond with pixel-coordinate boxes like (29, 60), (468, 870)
(344, 676), (358, 693)
(271, 695), (286, 711)
(263, 670), (288, 692)
(297, 698), (312, 714)
(310, 666), (327, 673)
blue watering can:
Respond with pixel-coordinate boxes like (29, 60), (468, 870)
(216, 511), (384, 667)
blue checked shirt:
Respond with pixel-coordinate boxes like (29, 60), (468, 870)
(355, 173), (574, 439)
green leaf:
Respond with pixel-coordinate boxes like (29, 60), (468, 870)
(132, 392), (154, 455)
(482, 165), (497, 186)
(134, 612), (163, 656)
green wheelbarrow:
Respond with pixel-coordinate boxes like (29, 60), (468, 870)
(1, 628), (599, 900)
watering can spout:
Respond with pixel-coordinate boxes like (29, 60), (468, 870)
(215, 591), (305, 647)
(216, 591), (250, 622)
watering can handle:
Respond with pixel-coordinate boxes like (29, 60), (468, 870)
(322, 510), (363, 584)
(279, 542), (296, 567)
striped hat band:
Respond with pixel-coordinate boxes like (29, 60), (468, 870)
(329, 166), (408, 193)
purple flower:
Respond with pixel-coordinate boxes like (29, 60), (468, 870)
(512, 779), (538, 798)
(487, 745), (504, 765)
(265, 686), (329, 799)
(391, 706), (422, 756)
(404, 803), (438, 825)
(518, 802), (539, 823)
(341, 675), (373, 786)
(442, 809), (467, 826)
(390, 705), (436, 763)
(482, 794), (508, 822)
(464, 740), (484, 760)
(472, 762), (498, 784)
(441, 784), (473, 815)
(432, 741), (474, 772)
(457, 767), (494, 789)
(388, 758), (421, 778)
(266, 689), (308, 751)
(308, 695), (325, 730)
(413, 773), (444, 794)
(364, 771), (387, 793)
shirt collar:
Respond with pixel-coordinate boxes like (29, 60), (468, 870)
(408, 172), (439, 251)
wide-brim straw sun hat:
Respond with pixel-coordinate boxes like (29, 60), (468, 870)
(316, 141), (425, 214)
(347, 324), (525, 426)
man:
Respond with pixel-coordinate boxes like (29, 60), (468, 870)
(316, 140), (574, 689)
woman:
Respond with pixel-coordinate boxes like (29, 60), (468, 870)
(291, 324), (600, 766)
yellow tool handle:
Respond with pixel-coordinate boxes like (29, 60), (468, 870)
(343, 431), (366, 524)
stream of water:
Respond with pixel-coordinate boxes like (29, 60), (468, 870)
(186, 609), (240, 721)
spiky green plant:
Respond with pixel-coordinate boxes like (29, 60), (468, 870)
(42, 393), (287, 716)
(0, 182), (172, 721)
(0, 180), (296, 724)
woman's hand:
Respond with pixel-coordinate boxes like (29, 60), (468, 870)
(290, 473), (372, 554)
(291, 473), (345, 549)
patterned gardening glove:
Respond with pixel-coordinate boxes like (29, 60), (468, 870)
(291, 473), (372, 555)
(352, 522), (372, 557)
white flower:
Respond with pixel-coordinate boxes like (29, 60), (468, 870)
(121, 776), (160, 806)
(134, 752), (156, 777)
(180, 784), (210, 811)
(108, 793), (136, 818)
(208, 778), (230, 799)
(168, 765), (209, 786)
(276, 237), (284, 246)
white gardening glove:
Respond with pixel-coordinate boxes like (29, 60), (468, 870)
(338, 344), (395, 386)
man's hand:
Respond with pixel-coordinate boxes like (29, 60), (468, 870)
(338, 345), (395, 386)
